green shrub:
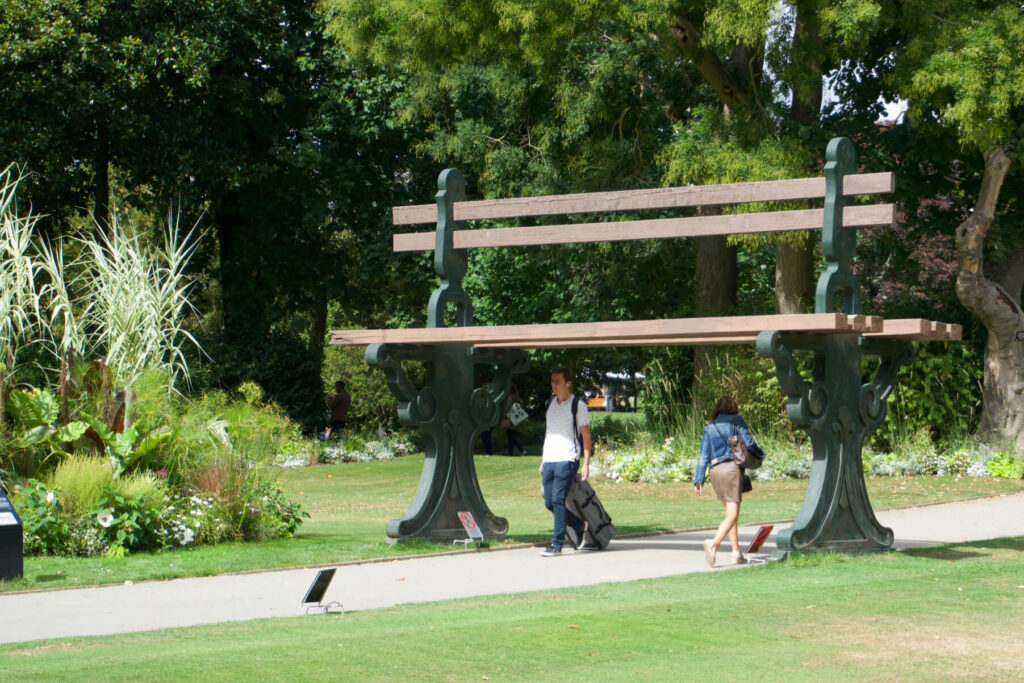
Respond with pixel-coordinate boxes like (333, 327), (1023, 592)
(169, 389), (301, 468)
(320, 343), (424, 431)
(986, 452), (1024, 479)
(869, 343), (982, 451)
(244, 484), (309, 539)
(319, 429), (416, 463)
(690, 347), (794, 439)
(94, 489), (166, 554)
(187, 332), (324, 431)
(47, 454), (114, 516)
(12, 480), (71, 556)
(66, 515), (111, 556)
(639, 358), (698, 440)
(640, 348), (797, 444)
(161, 490), (230, 546)
(111, 472), (167, 511)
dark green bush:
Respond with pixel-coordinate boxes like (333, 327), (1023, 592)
(869, 343), (982, 451)
(187, 333), (323, 432)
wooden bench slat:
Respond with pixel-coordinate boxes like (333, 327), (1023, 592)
(329, 313), (879, 347)
(392, 172), (894, 225)
(475, 336), (765, 348)
(393, 204), (895, 252)
(510, 320), (963, 347)
(864, 319), (963, 341)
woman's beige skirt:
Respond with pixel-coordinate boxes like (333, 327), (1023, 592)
(709, 460), (742, 503)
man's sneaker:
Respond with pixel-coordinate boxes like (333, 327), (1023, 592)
(564, 525), (581, 550)
(539, 545), (562, 557)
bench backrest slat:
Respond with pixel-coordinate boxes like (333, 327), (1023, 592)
(392, 171), (894, 226)
(393, 203), (894, 253)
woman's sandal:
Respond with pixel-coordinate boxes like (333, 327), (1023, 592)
(703, 539), (717, 567)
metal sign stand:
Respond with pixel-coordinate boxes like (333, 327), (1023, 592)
(302, 568), (344, 616)
(452, 511), (485, 548)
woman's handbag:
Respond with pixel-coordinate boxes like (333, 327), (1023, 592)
(742, 474), (753, 493)
(712, 418), (763, 470)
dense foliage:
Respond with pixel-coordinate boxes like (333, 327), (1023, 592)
(2, 1), (1022, 456)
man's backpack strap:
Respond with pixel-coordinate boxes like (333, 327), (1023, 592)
(571, 395), (583, 457)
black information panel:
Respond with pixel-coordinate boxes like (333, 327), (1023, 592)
(302, 568), (336, 605)
(0, 490), (23, 581)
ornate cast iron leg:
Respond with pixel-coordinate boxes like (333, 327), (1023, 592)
(367, 343), (528, 541)
(757, 332), (914, 554)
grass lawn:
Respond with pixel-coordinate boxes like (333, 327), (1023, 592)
(4, 454), (1023, 593)
(1, 536), (1021, 681)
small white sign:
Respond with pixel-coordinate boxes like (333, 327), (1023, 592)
(0, 512), (17, 526)
(507, 402), (529, 426)
(457, 511), (484, 541)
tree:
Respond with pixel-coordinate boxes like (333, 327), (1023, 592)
(890, 1), (1024, 452)
(2, 1), (424, 426)
(323, 1), (900, 320)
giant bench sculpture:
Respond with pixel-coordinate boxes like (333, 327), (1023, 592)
(331, 137), (960, 554)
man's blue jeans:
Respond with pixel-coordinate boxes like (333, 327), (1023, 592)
(542, 460), (584, 549)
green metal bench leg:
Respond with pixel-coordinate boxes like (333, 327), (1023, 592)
(757, 332), (914, 553)
(368, 343), (528, 541)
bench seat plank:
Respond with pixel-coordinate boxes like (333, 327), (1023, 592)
(478, 319), (961, 347)
(330, 313), (878, 347)
(393, 204), (894, 252)
(393, 172), (894, 225)
(330, 316), (958, 348)
(864, 319), (963, 341)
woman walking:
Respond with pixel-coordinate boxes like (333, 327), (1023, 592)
(694, 396), (763, 566)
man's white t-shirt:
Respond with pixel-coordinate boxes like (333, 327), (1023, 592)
(542, 395), (590, 463)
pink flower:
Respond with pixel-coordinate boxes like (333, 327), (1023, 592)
(157, 469), (169, 478)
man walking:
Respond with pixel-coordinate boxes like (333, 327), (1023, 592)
(539, 366), (591, 557)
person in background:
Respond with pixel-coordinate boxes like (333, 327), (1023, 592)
(502, 384), (526, 456)
(326, 380), (351, 438)
(694, 396), (763, 566)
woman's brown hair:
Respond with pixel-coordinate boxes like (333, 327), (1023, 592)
(711, 396), (739, 420)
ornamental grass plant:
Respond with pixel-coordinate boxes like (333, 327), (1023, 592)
(46, 454), (113, 516)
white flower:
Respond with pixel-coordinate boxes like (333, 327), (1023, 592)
(97, 510), (114, 528)
(46, 491), (56, 504)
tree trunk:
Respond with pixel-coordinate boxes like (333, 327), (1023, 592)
(694, 227), (737, 377)
(775, 5), (822, 315)
(695, 234), (736, 316)
(775, 236), (815, 313)
(215, 189), (269, 340)
(309, 293), (328, 373)
(954, 146), (1024, 453)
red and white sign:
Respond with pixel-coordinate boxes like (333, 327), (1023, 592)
(746, 525), (774, 554)
(458, 511), (484, 541)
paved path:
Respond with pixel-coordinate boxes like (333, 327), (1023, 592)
(1, 492), (1022, 645)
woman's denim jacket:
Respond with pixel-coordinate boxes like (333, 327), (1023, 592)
(693, 414), (763, 485)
